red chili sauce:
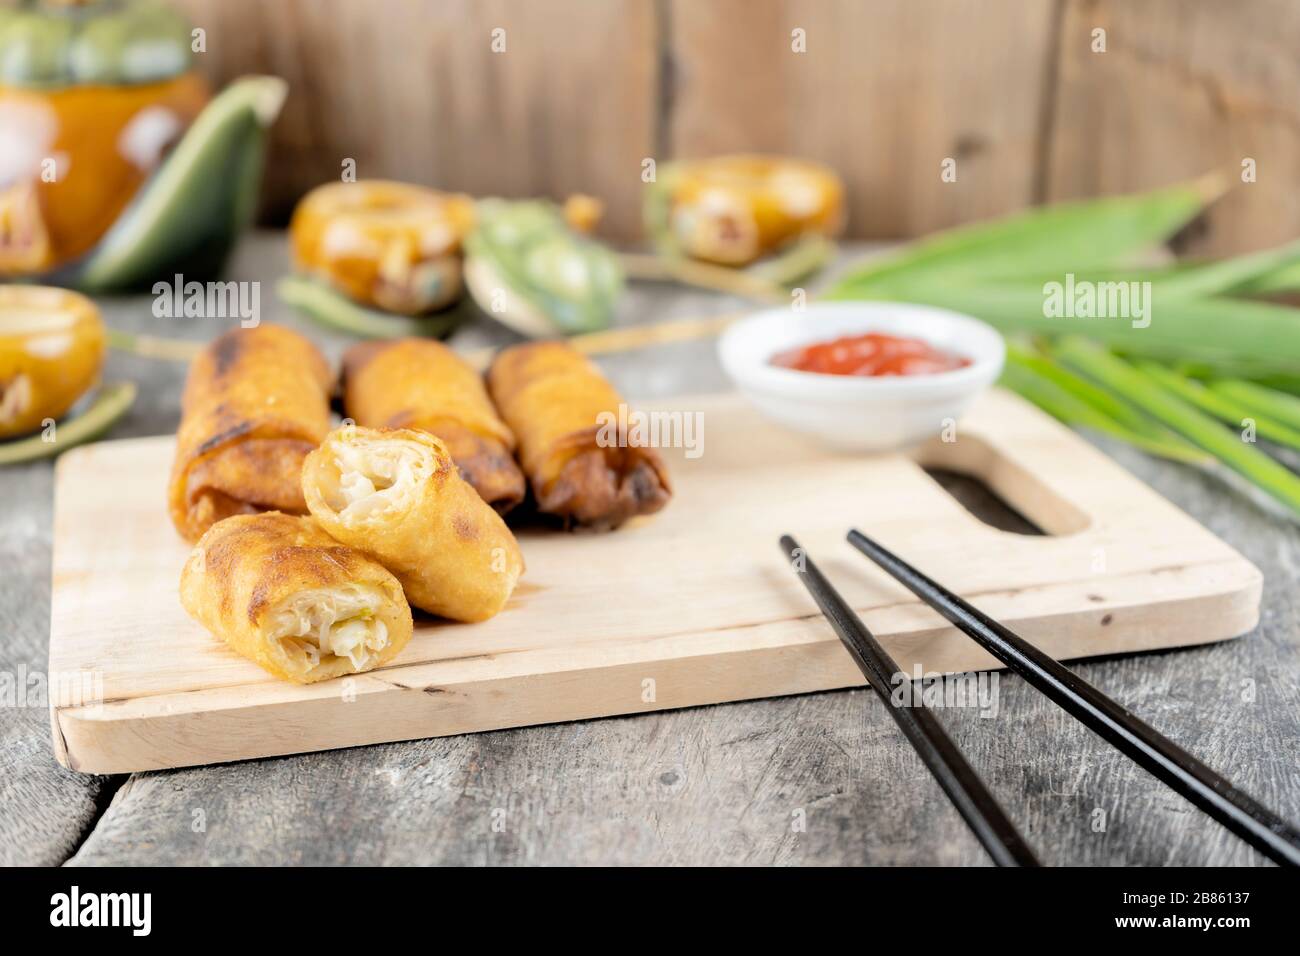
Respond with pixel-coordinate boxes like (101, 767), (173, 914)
(770, 332), (971, 377)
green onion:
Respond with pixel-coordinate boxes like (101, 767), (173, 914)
(747, 235), (838, 286)
(0, 382), (136, 465)
(1007, 341), (1194, 447)
(826, 176), (1219, 295)
(277, 276), (461, 340)
(1139, 364), (1300, 453)
(1138, 238), (1300, 299)
(1207, 379), (1300, 431)
(829, 281), (1300, 377)
(1055, 338), (1300, 517)
(106, 328), (201, 362)
(1001, 350), (1210, 464)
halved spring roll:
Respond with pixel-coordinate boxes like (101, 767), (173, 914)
(342, 338), (525, 512)
(487, 341), (672, 529)
(168, 324), (333, 542)
(179, 512), (413, 684)
(302, 425), (524, 623)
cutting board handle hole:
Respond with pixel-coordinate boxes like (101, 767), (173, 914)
(915, 434), (1092, 536)
(921, 467), (1046, 535)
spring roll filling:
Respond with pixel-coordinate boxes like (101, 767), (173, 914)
(328, 436), (434, 523)
(268, 585), (390, 672)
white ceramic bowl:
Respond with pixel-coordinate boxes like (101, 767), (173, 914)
(717, 302), (1005, 451)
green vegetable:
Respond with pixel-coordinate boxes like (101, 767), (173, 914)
(1055, 338), (1300, 517)
(1142, 239), (1300, 300)
(1139, 364), (1300, 453)
(827, 279), (1298, 376)
(644, 164), (837, 292)
(277, 277), (463, 340)
(826, 177), (1218, 296)
(0, 381), (135, 465)
(76, 75), (287, 291)
(746, 234), (837, 286)
(464, 199), (623, 335)
(1207, 379), (1300, 431)
(1001, 343), (1208, 464)
(823, 176), (1300, 376)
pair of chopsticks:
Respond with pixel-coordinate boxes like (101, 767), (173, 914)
(780, 531), (1300, 867)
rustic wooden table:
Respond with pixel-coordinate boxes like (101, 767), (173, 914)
(3, 235), (1297, 866)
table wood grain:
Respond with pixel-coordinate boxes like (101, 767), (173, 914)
(3, 235), (1297, 866)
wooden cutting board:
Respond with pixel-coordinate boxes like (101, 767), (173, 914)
(48, 389), (1261, 773)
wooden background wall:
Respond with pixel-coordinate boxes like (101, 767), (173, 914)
(173, 0), (1300, 256)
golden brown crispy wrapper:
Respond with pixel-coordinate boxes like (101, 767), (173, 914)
(179, 513), (414, 684)
(168, 324), (333, 542)
(342, 338), (524, 512)
(487, 341), (672, 529)
(302, 426), (524, 623)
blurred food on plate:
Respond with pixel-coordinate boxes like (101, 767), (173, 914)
(0, 283), (103, 438)
(646, 154), (844, 268)
(289, 180), (476, 315)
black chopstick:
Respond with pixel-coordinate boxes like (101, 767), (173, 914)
(780, 535), (1040, 866)
(847, 528), (1300, 868)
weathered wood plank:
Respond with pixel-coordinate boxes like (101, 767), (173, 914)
(167, 0), (1300, 251)
(0, 460), (108, 866)
(665, 0), (1059, 237)
(173, 0), (660, 238)
(1044, 0), (1300, 256)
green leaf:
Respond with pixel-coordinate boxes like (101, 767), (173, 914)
(832, 281), (1300, 376)
(1140, 364), (1300, 453)
(1009, 340), (1190, 445)
(826, 176), (1220, 296)
(464, 199), (622, 334)
(1055, 338), (1300, 517)
(0, 382), (136, 465)
(1141, 238), (1300, 300)
(1208, 379), (1300, 431)
(277, 276), (461, 340)
(746, 235), (837, 286)
(1002, 345), (1209, 464)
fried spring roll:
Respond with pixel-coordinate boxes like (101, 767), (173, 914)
(168, 324), (333, 542)
(302, 426), (524, 622)
(342, 339), (525, 512)
(180, 513), (413, 684)
(487, 342), (672, 529)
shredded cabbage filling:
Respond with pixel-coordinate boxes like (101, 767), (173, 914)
(269, 584), (389, 672)
(331, 437), (431, 522)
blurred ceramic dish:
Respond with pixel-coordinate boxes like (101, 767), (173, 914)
(717, 302), (1005, 451)
(0, 1), (285, 291)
